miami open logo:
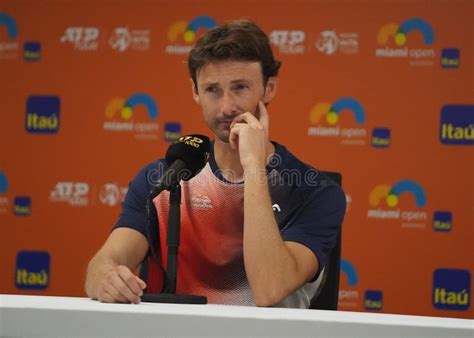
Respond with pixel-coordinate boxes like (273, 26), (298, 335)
(368, 180), (428, 228)
(0, 12), (18, 58)
(0, 171), (9, 213)
(308, 97), (368, 145)
(165, 16), (218, 55)
(375, 17), (435, 66)
(339, 259), (360, 308)
(103, 93), (159, 139)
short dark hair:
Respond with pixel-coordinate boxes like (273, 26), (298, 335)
(188, 19), (281, 88)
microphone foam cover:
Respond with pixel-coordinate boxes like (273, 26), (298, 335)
(165, 134), (211, 179)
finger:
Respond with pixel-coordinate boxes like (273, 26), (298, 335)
(229, 123), (243, 150)
(98, 288), (116, 303)
(230, 112), (260, 129)
(108, 270), (140, 303)
(117, 265), (144, 296)
(135, 276), (147, 290)
(104, 282), (129, 303)
(258, 101), (269, 133)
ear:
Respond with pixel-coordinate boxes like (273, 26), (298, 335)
(190, 78), (200, 105)
(263, 76), (279, 104)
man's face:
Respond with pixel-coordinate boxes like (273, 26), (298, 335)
(192, 60), (277, 142)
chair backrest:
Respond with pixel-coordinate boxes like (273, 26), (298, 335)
(309, 171), (343, 310)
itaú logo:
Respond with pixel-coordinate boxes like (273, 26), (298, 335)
(25, 96), (60, 134)
(433, 269), (470, 311)
(439, 105), (474, 146)
(15, 251), (50, 290)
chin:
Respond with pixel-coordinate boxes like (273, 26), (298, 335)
(216, 134), (230, 143)
(208, 125), (230, 143)
(214, 130), (230, 143)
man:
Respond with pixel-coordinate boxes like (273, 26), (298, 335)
(85, 19), (346, 308)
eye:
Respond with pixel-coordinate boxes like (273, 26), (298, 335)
(233, 83), (248, 91)
(205, 86), (220, 93)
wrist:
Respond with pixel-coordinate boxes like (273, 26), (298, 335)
(243, 162), (265, 174)
(243, 165), (267, 185)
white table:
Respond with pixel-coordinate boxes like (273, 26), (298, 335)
(0, 294), (472, 337)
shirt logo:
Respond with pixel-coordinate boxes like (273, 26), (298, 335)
(191, 195), (212, 210)
(272, 204), (281, 212)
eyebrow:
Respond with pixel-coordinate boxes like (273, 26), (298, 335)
(200, 79), (250, 87)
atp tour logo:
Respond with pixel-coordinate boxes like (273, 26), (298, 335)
(433, 269), (470, 311)
(439, 105), (474, 146)
(25, 96), (60, 134)
(15, 251), (50, 290)
(60, 27), (99, 51)
(270, 30), (305, 54)
(338, 259), (360, 308)
(49, 182), (90, 206)
(376, 17), (435, 66)
(0, 12), (19, 58)
(165, 16), (218, 55)
(13, 196), (31, 216)
(368, 180), (428, 228)
(104, 93), (159, 139)
(0, 171), (9, 213)
(308, 97), (368, 145)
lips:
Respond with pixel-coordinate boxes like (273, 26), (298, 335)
(218, 120), (233, 129)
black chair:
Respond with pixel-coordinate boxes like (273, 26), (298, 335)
(309, 171), (343, 310)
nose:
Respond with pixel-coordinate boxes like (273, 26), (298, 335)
(219, 90), (238, 117)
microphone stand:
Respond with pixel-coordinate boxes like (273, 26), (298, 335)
(141, 181), (207, 304)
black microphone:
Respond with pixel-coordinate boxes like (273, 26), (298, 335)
(141, 134), (210, 305)
(149, 134), (210, 198)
